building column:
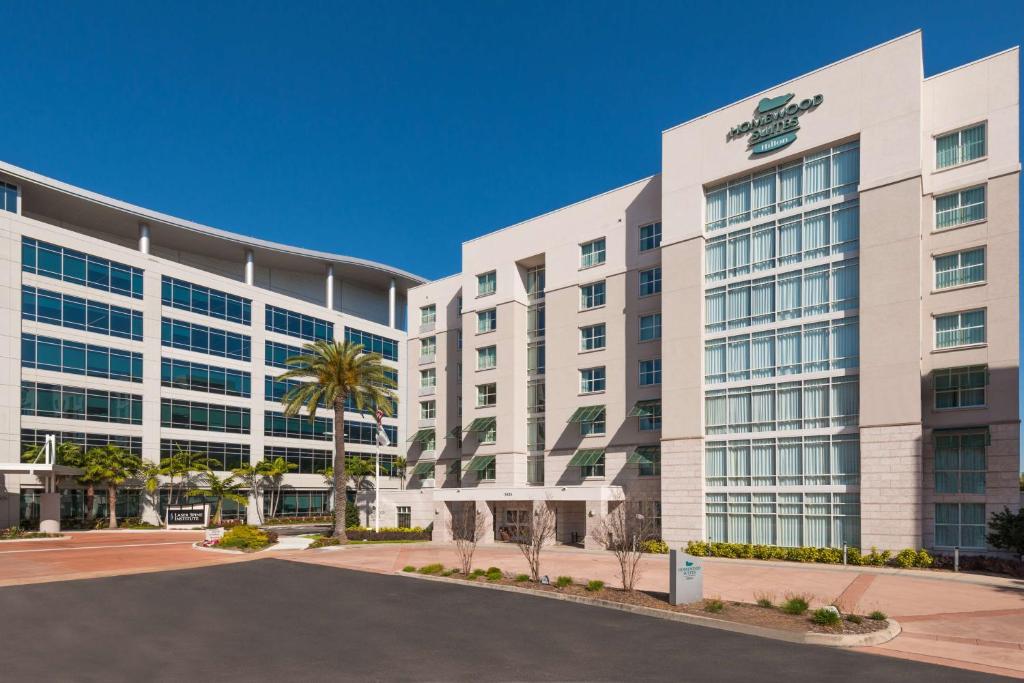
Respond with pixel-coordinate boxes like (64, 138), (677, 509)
(476, 500), (495, 544)
(432, 501), (453, 543)
(325, 263), (335, 311)
(388, 278), (396, 328)
(138, 222), (150, 254)
(583, 500), (608, 550)
(244, 249), (255, 286)
(39, 487), (60, 534)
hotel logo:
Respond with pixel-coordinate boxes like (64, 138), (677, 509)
(727, 92), (823, 155)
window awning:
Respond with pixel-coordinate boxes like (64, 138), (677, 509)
(933, 426), (991, 445)
(465, 455), (495, 472)
(567, 405), (605, 423)
(412, 461), (436, 476)
(627, 445), (661, 465)
(407, 428), (435, 445)
(464, 417), (496, 433)
(567, 448), (605, 467)
(628, 400), (661, 417)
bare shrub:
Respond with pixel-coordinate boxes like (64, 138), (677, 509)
(448, 505), (489, 575)
(587, 502), (659, 591)
(510, 502), (557, 581)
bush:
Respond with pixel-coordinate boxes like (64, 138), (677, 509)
(470, 568), (486, 578)
(417, 563), (444, 575)
(754, 592), (775, 608)
(554, 576), (573, 588)
(219, 525), (274, 551)
(703, 598), (725, 613)
(781, 595), (810, 615)
(402, 565), (416, 572)
(869, 610), (887, 621)
(345, 503), (360, 529)
(987, 506), (1024, 556)
(894, 548), (918, 568)
(514, 574), (531, 582)
(915, 549), (934, 568)
(585, 580), (605, 592)
(485, 568), (503, 581)
(641, 539), (669, 554)
(309, 535), (341, 549)
(684, 540), (940, 570)
(344, 529), (431, 542)
(812, 608), (841, 626)
(846, 614), (863, 624)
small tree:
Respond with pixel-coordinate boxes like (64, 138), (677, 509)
(84, 445), (142, 529)
(448, 505), (489, 574)
(987, 507), (1024, 559)
(510, 503), (557, 581)
(258, 456), (298, 520)
(393, 456), (408, 490)
(187, 471), (248, 526)
(232, 464), (266, 524)
(160, 447), (212, 507)
(588, 502), (659, 591)
(345, 456), (376, 524)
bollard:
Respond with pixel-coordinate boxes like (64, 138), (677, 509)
(842, 544), (848, 566)
(954, 546), (960, 572)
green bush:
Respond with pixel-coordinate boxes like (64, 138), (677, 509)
(864, 547), (892, 566)
(402, 565), (416, 572)
(812, 608), (841, 626)
(915, 549), (934, 568)
(754, 592), (775, 608)
(441, 569), (457, 577)
(554, 575), (573, 588)
(486, 566), (501, 574)
(869, 610), (887, 621)
(485, 569), (503, 582)
(308, 535), (341, 549)
(703, 598), (725, 613)
(585, 580), (604, 592)
(514, 574), (531, 582)
(684, 541), (936, 569)
(894, 548), (919, 568)
(470, 568), (486, 578)
(641, 539), (669, 554)
(417, 563), (444, 575)
(345, 503), (360, 529)
(219, 525), (274, 550)
(846, 614), (863, 624)
(781, 595), (810, 615)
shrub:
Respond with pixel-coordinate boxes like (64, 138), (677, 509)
(703, 598), (725, 613)
(864, 547), (892, 567)
(987, 506), (1024, 557)
(641, 539), (669, 554)
(309, 535), (340, 549)
(486, 566), (501, 574)
(514, 574), (531, 582)
(345, 503), (360, 529)
(781, 595), (810, 615)
(485, 569), (502, 582)
(846, 614), (863, 624)
(894, 548), (919, 568)
(441, 569), (457, 577)
(219, 525), (273, 551)
(812, 608), (841, 626)
(686, 541), (945, 570)
(915, 549), (934, 568)
(869, 610), (887, 621)
(345, 529), (431, 542)
(470, 568), (486, 578)
(585, 580), (604, 592)
(754, 592), (775, 608)
(402, 565), (416, 572)
(417, 563), (444, 575)
(685, 541), (710, 557)
(554, 576), (573, 588)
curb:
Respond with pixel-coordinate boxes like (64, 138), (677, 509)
(0, 535), (70, 543)
(397, 571), (901, 648)
(191, 542), (277, 555)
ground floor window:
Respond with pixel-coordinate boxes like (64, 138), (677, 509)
(397, 506), (411, 528)
(934, 432), (986, 494)
(935, 503), (986, 549)
(706, 492), (859, 548)
(265, 489), (331, 518)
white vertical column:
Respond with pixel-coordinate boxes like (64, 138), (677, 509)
(245, 249), (255, 286)
(138, 222), (150, 254)
(388, 278), (396, 328)
(325, 263), (335, 310)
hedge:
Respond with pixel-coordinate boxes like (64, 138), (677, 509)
(685, 541), (933, 568)
(346, 528), (431, 541)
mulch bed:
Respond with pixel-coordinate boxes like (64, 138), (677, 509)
(438, 571), (887, 635)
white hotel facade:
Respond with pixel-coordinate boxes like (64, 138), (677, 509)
(1, 31), (1020, 553)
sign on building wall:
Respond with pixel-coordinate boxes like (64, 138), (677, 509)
(727, 93), (823, 155)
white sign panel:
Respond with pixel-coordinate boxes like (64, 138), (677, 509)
(669, 550), (704, 605)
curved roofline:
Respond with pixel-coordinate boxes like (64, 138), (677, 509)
(0, 160), (428, 286)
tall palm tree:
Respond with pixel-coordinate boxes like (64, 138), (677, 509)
(257, 456), (297, 520)
(277, 340), (396, 540)
(187, 471), (248, 526)
(160, 447), (212, 508)
(345, 456), (376, 525)
(84, 444), (142, 529)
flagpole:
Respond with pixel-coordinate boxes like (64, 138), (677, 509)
(374, 444), (380, 533)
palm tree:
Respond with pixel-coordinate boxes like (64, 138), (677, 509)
(84, 444), (142, 529)
(137, 461), (162, 522)
(257, 456), (297, 520)
(393, 456), (408, 490)
(232, 464), (266, 524)
(346, 456), (376, 525)
(187, 471), (248, 526)
(160, 447), (212, 508)
(277, 340), (396, 540)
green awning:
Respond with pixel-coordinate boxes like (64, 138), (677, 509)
(567, 448), (605, 467)
(464, 417), (496, 433)
(628, 400), (661, 417)
(933, 426), (991, 445)
(407, 428), (435, 445)
(412, 461), (436, 476)
(627, 445), (661, 465)
(567, 405), (605, 423)
(465, 455), (495, 472)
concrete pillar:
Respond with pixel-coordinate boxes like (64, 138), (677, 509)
(325, 263), (335, 311)
(247, 490), (263, 526)
(432, 501), (453, 542)
(584, 500), (608, 550)
(476, 500), (495, 544)
(141, 496), (162, 526)
(39, 492), (60, 533)
(388, 278), (396, 328)
(138, 222), (150, 254)
(244, 249), (255, 286)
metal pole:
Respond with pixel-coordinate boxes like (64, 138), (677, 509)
(843, 543), (848, 566)
(374, 445), (380, 532)
(954, 546), (960, 572)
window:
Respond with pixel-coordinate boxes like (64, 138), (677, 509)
(420, 368), (436, 389)
(637, 450), (661, 477)
(344, 420), (397, 445)
(161, 317), (251, 361)
(477, 346), (496, 370)
(580, 408), (606, 436)
(264, 411), (333, 441)
(706, 200), (859, 282)
(23, 285), (144, 341)
(527, 381), (545, 412)
(22, 237), (144, 299)
(345, 328), (399, 361)
(266, 490), (331, 518)
(705, 376), (859, 435)
(456, 330), (463, 350)
(638, 403), (662, 431)
(639, 267), (662, 296)
(639, 222), (662, 252)
(934, 366), (987, 409)
(935, 248), (985, 290)
(527, 303), (545, 336)
(639, 359), (662, 386)
(477, 309), (496, 333)
(639, 313), (662, 342)
(525, 266), (545, 299)
(580, 324), (606, 351)
(161, 440), (250, 472)
(705, 435), (859, 488)
(705, 142), (860, 231)
(935, 186), (986, 230)
(581, 454), (605, 478)
(936, 124), (986, 169)
(265, 375), (327, 407)
(581, 238), (606, 268)
(580, 282), (606, 310)
(21, 381), (142, 425)
(420, 401), (436, 420)
(1, 181), (17, 213)
(22, 429), (142, 458)
(162, 358), (251, 397)
(527, 418), (545, 452)
(935, 503), (986, 548)
(477, 271), (496, 297)
(580, 367), (606, 394)
(161, 399), (250, 434)
(265, 305), (333, 342)
(161, 276), (251, 325)
(706, 491), (860, 548)
(258, 446), (332, 475)
(265, 340), (303, 369)
(22, 333), (143, 383)
(935, 309), (986, 349)
(935, 432), (986, 494)
(479, 457), (497, 479)
(527, 342), (545, 375)
(476, 383), (497, 407)
(420, 305), (436, 325)
(397, 506), (411, 529)
(420, 336), (436, 358)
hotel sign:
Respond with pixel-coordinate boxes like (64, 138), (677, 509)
(727, 93), (823, 155)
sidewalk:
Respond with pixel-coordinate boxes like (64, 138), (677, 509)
(292, 542), (1024, 679)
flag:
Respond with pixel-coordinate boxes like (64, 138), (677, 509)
(374, 407), (390, 447)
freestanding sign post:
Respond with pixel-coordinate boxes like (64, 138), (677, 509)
(166, 504), (209, 529)
(669, 549), (704, 605)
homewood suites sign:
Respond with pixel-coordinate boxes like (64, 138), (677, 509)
(727, 93), (823, 155)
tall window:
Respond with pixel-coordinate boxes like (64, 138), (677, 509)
(477, 308), (496, 333)
(580, 409), (606, 436)
(706, 491), (859, 548)
(265, 305), (333, 342)
(397, 506), (412, 529)
(936, 123), (986, 169)
(162, 276), (251, 324)
(526, 266), (546, 299)
(477, 271), (496, 296)
(477, 346), (496, 370)
(580, 282), (606, 310)
(1, 181), (16, 213)
(935, 248), (985, 289)
(935, 309), (986, 349)
(476, 383), (497, 407)
(420, 401), (436, 420)
(527, 342), (545, 375)
(934, 366), (987, 409)
(935, 503), (986, 548)
(580, 367), (606, 393)
(639, 313), (662, 341)
(22, 237), (144, 299)
(580, 324), (606, 351)
(705, 377), (859, 435)
(706, 435), (859, 487)
(527, 418), (545, 452)
(639, 222), (662, 252)
(639, 267), (662, 296)
(935, 186), (986, 230)
(419, 368), (436, 389)
(580, 238), (606, 268)
(420, 336), (436, 358)
(420, 304), (436, 325)
(935, 432), (986, 494)
(639, 359), (662, 386)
